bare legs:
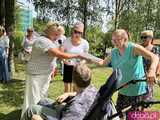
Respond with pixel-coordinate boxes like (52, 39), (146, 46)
(64, 82), (73, 92)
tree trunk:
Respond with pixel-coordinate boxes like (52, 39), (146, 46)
(82, 0), (87, 38)
(0, 0), (5, 26)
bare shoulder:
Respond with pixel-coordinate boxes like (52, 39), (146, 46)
(133, 43), (147, 56)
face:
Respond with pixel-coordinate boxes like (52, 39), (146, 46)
(141, 36), (152, 47)
(50, 31), (61, 41)
(27, 30), (33, 35)
(112, 35), (126, 48)
(72, 28), (83, 40)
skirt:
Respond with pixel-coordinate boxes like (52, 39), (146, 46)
(63, 64), (73, 83)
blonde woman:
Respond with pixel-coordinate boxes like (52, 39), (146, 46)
(62, 22), (89, 93)
(21, 21), (82, 118)
(98, 29), (158, 118)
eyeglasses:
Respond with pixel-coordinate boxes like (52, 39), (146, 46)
(74, 30), (83, 35)
(141, 36), (152, 40)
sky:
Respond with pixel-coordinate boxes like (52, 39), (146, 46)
(17, 0), (110, 32)
(17, 0), (37, 16)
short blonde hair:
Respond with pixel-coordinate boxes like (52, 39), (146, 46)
(141, 30), (153, 38)
(112, 29), (129, 41)
(44, 21), (60, 35)
(57, 25), (65, 35)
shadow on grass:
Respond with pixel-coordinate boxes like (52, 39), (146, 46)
(0, 79), (25, 120)
(0, 109), (21, 120)
(0, 79), (25, 107)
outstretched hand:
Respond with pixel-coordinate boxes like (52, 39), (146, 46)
(56, 93), (70, 103)
(56, 92), (77, 103)
(32, 115), (43, 120)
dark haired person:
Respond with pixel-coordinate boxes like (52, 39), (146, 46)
(21, 63), (97, 120)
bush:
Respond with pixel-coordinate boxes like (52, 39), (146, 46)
(13, 31), (24, 56)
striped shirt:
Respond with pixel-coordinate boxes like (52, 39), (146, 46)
(27, 36), (57, 75)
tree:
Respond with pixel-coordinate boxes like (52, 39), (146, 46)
(0, 0), (5, 26)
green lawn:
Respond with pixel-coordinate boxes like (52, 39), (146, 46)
(0, 63), (160, 120)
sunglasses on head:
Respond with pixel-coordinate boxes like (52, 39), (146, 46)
(141, 36), (152, 40)
(74, 30), (82, 35)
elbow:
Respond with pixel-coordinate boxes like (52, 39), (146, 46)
(151, 54), (159, 65)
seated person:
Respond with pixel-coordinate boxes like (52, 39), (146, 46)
(21, 62), (97, 120)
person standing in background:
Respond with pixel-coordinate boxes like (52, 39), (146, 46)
(21, 28), (35, 62)
(0, 26), (10, 83)
(62, 22), (89, 93)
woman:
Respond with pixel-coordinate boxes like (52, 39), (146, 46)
(21, 21), (82, 118)
(97, 29), (158, 118)
(141, 30), (160, 101)
(62, 22), (89, 93)
(21, 28), (35, 62)
(0, 26), (10, 83)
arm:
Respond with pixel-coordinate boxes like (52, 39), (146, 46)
(56, 92), (77, 103)
(98, 54), (112, 66)
(61, 102), (87, 120)
(133, 44), (159, 85)
(32, 115), (44, 120)
(48, 48), (79, 59)
(5, 36), (10, 56)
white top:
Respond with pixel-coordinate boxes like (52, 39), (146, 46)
(0, 35), (9, 49)
(51, 35), (66, 68)
(27, 36), (57, 75)
(54, 35), (66, 47)
(21, 35), (36, 53)
(63, 37), (89, 65)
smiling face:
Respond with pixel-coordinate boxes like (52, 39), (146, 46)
(72, 22), (84, 41)
(111, 29), (128, 49)
(72, 28), (83, 40)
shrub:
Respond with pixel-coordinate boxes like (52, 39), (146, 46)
(13, 31), (24, 56)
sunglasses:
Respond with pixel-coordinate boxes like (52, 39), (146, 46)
(141, 36), (152, 40)
(74, 30), (83, 35)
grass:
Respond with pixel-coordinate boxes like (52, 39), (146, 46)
(0, 63), (160, 120)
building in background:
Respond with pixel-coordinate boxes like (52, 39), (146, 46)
(16, 0), (34, 32)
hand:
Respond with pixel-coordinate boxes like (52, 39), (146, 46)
(56, 93), (70, 103)
(147, 69), (156, 86)
(32, 115), (43, 120)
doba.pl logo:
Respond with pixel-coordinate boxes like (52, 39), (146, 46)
(128, 111), (160, 120)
